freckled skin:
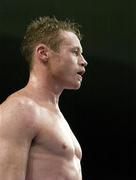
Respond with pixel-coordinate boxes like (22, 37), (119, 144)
(0, 31), (87, 180)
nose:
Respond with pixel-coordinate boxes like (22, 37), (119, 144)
(79, 55), (88, 67)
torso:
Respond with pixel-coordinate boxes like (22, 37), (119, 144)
(25, 99), (82, 180)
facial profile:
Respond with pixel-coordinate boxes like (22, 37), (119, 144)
(46, 30), (87, 90)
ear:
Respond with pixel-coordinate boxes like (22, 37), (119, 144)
(35, 44), (49, 63)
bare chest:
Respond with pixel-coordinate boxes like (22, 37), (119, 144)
(31, 109), (82, 160)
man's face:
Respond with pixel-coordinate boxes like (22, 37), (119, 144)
(49, 31), (87, 90)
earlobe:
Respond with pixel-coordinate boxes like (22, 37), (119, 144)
(36, 44), (49, 62)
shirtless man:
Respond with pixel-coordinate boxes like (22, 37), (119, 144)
(0, 16), (87, 180)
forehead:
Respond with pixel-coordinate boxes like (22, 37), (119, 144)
(59, 31), (82, 51)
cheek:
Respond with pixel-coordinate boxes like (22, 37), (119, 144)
(53, 55), (77, 77)
(57, 64), (74, 81)
(64, 56), (77, 68)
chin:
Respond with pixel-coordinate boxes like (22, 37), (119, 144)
(65, 82), (81, 90)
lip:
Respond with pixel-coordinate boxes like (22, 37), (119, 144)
(77, 73), (83, 81)
(77, 69), (85, 76)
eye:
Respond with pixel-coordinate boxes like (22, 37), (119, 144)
(73, 50), (79, 56)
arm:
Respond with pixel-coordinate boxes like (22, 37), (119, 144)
(0, 97), (37, 180)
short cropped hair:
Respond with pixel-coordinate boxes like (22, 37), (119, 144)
(21, 16), (82, 70)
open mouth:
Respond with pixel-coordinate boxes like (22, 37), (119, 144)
(77, 70), (85, 76)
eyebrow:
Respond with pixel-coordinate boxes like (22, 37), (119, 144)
(72, 46), (83, 53)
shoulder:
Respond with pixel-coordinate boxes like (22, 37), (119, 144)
(1, 93), (35, 118)
(0, 92), (39, 138)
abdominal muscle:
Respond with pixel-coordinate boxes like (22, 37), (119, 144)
(25, 149), (82, 180)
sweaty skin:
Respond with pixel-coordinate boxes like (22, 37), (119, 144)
(0, 31), (87, 180)
(1, 92), (82, 180)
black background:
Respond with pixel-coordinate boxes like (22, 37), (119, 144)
(0, 0), (135, 179)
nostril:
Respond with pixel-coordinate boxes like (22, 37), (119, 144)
(82, 60), (87, 67)
(82, 57), (88, 67)
(79, 55), (88, 67)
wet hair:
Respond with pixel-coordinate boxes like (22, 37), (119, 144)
(21, 16), (82, 70)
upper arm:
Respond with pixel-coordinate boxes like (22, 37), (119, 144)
(0, 97), (37, 180)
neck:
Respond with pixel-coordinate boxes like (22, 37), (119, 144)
(25, 69), (63, 107)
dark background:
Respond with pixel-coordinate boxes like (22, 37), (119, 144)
(0, 0), (135, 179)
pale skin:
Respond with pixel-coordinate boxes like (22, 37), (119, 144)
(0, 30), (87, 180)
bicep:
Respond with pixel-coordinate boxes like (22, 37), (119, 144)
(0, 100), (36, 180)
(0, 137), (31, 180)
